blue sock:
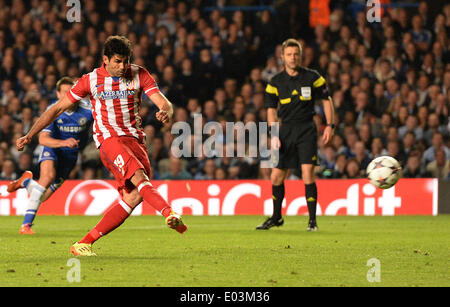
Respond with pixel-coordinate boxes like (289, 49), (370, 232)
(23, 210), (37, 225)
(23, 178), (31, 188)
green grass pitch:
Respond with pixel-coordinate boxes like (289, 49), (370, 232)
(0, 215), (448, 287)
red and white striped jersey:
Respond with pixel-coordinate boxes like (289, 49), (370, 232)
(67, 63), (159, 147)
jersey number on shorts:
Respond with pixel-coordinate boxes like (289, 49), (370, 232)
(114, 154), (125, 176)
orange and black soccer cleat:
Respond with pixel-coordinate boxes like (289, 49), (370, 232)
(7, 171), (33, 193)
(18, 223), (35, 235)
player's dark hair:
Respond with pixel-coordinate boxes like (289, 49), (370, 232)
(103, 35), (132, 60)
(56, 76), (75, 92)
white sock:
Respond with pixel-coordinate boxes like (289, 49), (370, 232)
(27, 183), (46, 212)
(22, 183), (46, 225)
(25, 179), (39, 195)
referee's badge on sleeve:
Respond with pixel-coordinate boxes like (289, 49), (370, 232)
(301, 87), (311, 99)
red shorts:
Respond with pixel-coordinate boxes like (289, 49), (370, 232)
(99, 136), (152, 194)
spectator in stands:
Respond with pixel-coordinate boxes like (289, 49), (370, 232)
(343, 158), (362, 179)
(370, 137), (387, 159)
(149, 136), (168, 173)
(402, 131), (417, 158)
(434, 93), (449, 123)
(16, 151), (33, 177)
(354, 91), (370, 130)
(410, 14), (432, 52)
(375, 58), (396, 83)
(0, 159), (17, 180)
(160, 65), (185, 107)
(203, 100), (217, 122)
(194, 158), (217, 180)
(331, 153), (347, 179)
(353, 141), (371, 171)
(398, 114), (424, 141)
(196, 48), (222, 102)
(423, 132), (450, 165)
(426, 148), (450, 179)
(214, 166), (228, 180)
(370, 83), (390, 117)
(387, 139), (407, 166)
(160, 156), (192, 180)
(0, 114), (13, 146)
(331, 134), (347, 156)
(358, 123), (372, 149)
(319, 144), (336, 178)
(424, 113), (448, 145)
(403, 152), (432, 178)
(417, 105), (429, 132)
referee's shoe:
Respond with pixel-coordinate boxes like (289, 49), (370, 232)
(306, 219), (318, 232)
(255, 217), (284, 230)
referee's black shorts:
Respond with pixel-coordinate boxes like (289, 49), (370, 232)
(273, 120), (318, 169)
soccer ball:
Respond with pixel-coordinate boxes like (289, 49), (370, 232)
(366, 156), (402, 189)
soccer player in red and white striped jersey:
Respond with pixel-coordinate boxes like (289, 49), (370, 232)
(16, 36), (187, 256)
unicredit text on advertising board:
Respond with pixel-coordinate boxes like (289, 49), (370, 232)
(0, 179), (438, 216)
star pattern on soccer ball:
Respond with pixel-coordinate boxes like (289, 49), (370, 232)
(374, 161), (384, 169)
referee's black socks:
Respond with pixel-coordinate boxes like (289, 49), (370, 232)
(305, 182), (317, 221)
(271, 184), (285, 220)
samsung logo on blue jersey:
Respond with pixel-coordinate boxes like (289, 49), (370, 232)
(58, 126), (86, 133)
(98, 90), (136, 100)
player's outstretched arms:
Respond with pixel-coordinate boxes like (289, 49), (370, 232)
(16, 95), (76, 151)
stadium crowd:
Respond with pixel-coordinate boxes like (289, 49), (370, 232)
(0, 0), (449, 182)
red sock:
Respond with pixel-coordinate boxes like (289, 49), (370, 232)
(79, 200), (132, 244)
(137, 180), (172, 217)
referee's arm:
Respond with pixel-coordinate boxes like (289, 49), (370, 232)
(265, 83), (280, 149)
(265, 83), (279, 127)
(322, 97), (335, 145)
(267, 108), (278, 127)
(312, 74), (334, 145)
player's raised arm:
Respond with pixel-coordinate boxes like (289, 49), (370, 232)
(139, 65), (173, 124)
(149, 91), (174, 124)
(16, 94), (75, 151)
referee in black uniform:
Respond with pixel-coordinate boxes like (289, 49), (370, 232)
(256, 39), (335, 231)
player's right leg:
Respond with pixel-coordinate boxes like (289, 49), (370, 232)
(72, 189), (140, 256)
(8, 170), (35, 234)
(256, 168), (287, 230)
(19, 160), (55, 234)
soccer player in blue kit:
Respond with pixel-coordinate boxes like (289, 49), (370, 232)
(7, 77), (93, 234)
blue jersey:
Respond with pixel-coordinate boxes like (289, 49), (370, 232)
(38, 99), (94, 189)
(41, 99), (94, 155)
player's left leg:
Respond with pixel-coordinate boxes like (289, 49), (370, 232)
(301, 163), (318, 232)
(130, 169), (187, 233)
